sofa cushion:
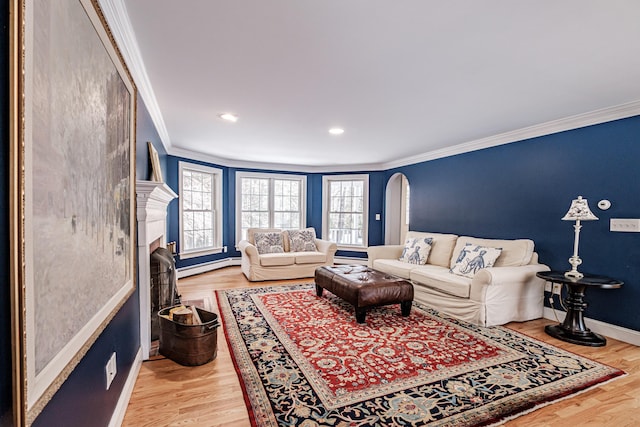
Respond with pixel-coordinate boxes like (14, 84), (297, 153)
(450, 244), (503, 278)
(404, 231), (459, 268)
(254, 232), (285, 254)
(248, 228), (282, 244)
(259, 253), (295, 266)
(371, 259), (414, 279)
(287, 228), (318, 252)
(399, 236), (433, 265)
(450, 236), (534, 268)
(294, 251), (326, 264)
(410, 265), (472, 298)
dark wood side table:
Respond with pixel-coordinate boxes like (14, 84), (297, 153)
(537, 270), (623, 347)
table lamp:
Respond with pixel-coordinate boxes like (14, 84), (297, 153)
(562, 196), (598, 279)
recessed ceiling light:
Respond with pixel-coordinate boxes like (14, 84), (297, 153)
(329, 127), (344, 135)
(219, 113), (238, 122)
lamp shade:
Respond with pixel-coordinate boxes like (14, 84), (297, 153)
(561, 196), (598, 221)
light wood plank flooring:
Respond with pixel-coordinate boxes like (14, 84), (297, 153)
(123, 267), (640, 427)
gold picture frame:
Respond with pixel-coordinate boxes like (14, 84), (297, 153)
(10, 0), (137, 424)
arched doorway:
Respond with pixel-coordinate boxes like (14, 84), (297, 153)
(385, 173), (410, 245)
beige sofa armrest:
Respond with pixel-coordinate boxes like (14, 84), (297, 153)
(314, 238), (337, 256)
(469, 263), (551, 302)
(238, 240), (260, 265)
(366, 245), (404, 267)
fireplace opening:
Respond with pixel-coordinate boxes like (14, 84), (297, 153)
(150, 247), (181, 343)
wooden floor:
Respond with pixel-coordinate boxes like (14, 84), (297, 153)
(123, 266), (640, 427)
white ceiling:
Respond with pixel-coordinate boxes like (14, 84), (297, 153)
(118, 0), (640, 170)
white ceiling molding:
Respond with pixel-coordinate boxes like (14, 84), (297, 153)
(383, 99), (640, 171)
(167, 146), (382, 174)
(169, 100), (640, 174)
(98, 0), (172, 152)
(113, 2), (640, 168)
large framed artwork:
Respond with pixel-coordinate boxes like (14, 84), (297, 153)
(10, 0), (136, 424)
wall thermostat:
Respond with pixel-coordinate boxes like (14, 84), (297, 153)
(597, 199), (611, 210)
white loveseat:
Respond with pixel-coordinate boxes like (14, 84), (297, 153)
(367, 231), (550, 326)
(238, 228), (337, 281)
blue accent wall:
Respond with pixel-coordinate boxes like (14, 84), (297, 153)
(165, 156), (231, 268)
(136, 98), (167, 182)
(1, 0), (12, 423)
(31, 296), (139, 427)
(165, 164), (386, 269)
(389, 116), (640, 331)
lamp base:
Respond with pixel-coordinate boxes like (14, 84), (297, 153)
(564, 270), (584, 279)
(565, 255), (583, 279)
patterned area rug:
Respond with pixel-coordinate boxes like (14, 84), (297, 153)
(217, 284), (624, 426)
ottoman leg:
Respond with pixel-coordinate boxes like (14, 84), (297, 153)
(355, 308), (367, 323)
(315, 284), (324, 297)
(401, 301), (412, 317)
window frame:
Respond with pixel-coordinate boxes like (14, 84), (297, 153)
(178, 161), (223, 259)
(322, 174), (369, 251)
(235, 171), (307, 243)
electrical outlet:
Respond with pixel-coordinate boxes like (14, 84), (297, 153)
(105, 352), (117, 390)
(544, 281), (552, 293)
(552, 283), (562, 295)
(223, 246), (228, 253)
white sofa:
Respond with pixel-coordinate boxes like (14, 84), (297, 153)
(367, 231), (550, 326)
(238, 228), (337, 281)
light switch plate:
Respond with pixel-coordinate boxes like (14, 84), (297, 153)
(610, 218), (640, 232)
(105, 352), (117, 390)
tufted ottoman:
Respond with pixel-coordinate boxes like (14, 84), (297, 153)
(314, 265), (414, 323)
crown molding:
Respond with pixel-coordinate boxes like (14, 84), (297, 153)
(382, 100), (640, 170)
(89, 6), (640, 174)
(170, 101), (640, 173)
(98, 0), (172, 152)
(167, 146), (385, 173)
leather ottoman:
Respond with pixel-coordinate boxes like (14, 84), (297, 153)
(315, 265), (414, 323)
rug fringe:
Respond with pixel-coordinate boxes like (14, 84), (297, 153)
(486, 372), (628, 426)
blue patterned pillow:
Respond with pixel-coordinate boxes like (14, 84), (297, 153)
(450, 244), (502, 278)
(399, 237), (433, 265)
(254, 232), (284, 254)
(288, 229), (317, 252)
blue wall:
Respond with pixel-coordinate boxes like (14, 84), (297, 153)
(390, 116), (640, 331)
(136, 99), (167, 182)
(1, 0), (12, 423)
(164, 162), (386, 269)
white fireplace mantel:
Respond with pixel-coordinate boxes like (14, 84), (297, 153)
(136, 180), (177, 359)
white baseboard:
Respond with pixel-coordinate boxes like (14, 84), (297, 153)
(109, 347), (143, 427)
(176, 257), (241, 278)
(176, 256), (368, 278)
(543, 307), (640, 346)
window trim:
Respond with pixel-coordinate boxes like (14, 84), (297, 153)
(322, 174), (369, 251)
(178, 161), (223, 259)
(235, 171), (307, 244)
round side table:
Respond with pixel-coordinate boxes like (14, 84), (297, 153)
(536, 270), (623, 347)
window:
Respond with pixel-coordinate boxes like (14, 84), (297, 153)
(322, 174), (369, 250)
(236, 172), (306, 242)
(179, 162), (223, 258)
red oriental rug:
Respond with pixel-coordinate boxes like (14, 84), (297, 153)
(217, 284), (624, 426)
